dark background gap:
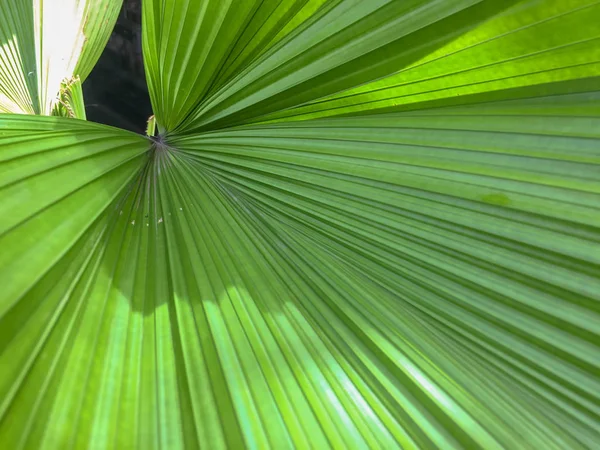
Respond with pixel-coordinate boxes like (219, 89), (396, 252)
(83, 0), (152, 134)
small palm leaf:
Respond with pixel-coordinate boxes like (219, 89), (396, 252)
(51, 76), (87, 119)
(0, 0), (122, 115)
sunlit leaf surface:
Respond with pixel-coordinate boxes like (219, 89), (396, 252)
(1, 0), (599, 448)
(0, 0), (121, 114)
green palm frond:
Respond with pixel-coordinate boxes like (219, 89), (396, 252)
(0, 0), (121, 115)
(51, 76), (87, 119)
(1, 1), (599, 449)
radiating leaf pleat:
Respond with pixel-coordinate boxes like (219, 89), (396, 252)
(162, 97), (598, 447)
(2, 94), (598, 448)
(0, 115), (149, 319)
(143, 0), (506, 132)
(143, 0), (342, 133)
(144, 0), (600, 134)
(1, 0), (600, 449)
(0, 0), (121, 115)
(260, 0), (600, 123)
(0, 1), (39, 114)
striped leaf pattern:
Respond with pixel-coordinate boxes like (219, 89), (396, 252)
(0, 0), (122, 114)
(1, 0), (600, 449)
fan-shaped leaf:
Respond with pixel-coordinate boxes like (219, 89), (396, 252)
(1, 1), (600, 449)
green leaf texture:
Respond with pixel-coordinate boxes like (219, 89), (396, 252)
(51, 76), (87, 119)
(0, 0), (122, 115)
(143, 0), (600, 133)
(2, 0), (600, 449)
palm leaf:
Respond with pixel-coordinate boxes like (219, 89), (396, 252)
(1, 0), (600, 448)
(51, 76), (87, 119)
(0, 0), (122, 115)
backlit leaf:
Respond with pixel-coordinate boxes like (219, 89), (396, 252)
(0, 0), (122, 115)
(1, 1), (599, 448)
